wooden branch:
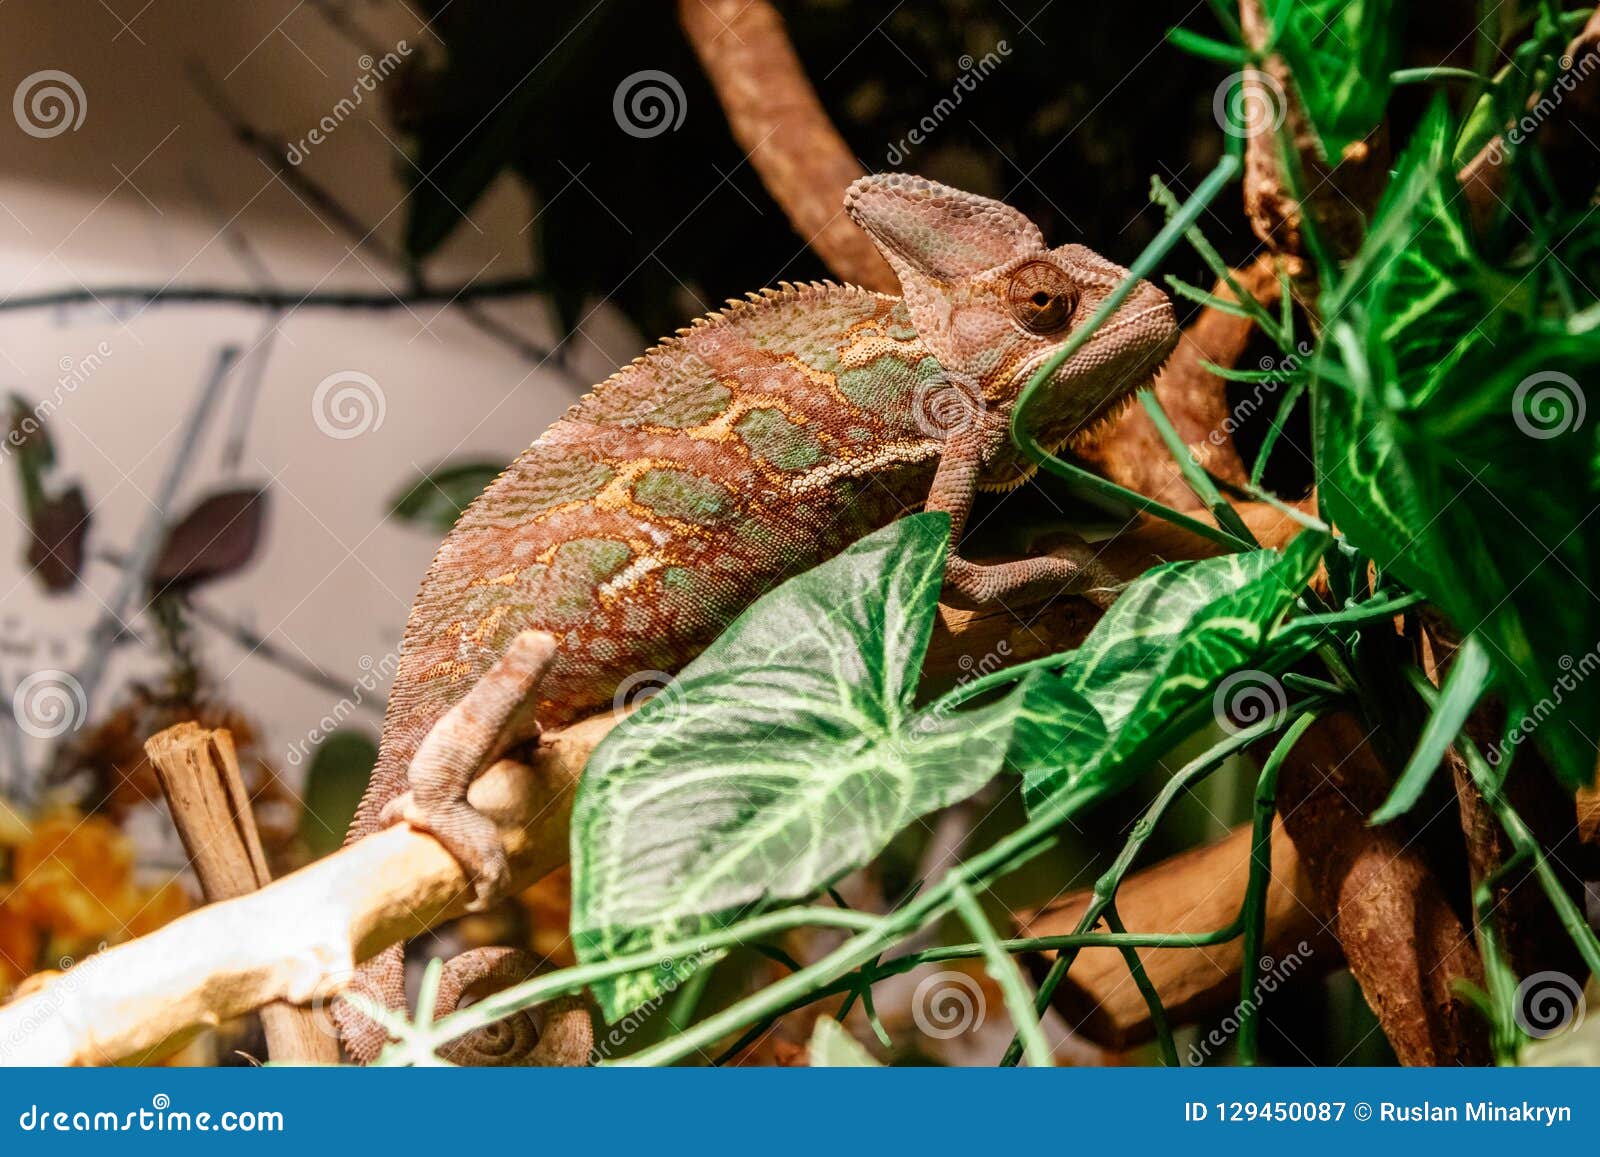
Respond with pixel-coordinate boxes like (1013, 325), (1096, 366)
(1080, 257), (1277, 507)
(1237, 0), (1390, 269)
(1272, 712), (1490, 1065)
(1016, 820), (1337, 1050)
(145, 723), (340, 1064)
(0, 715), (604, 1067)
(679, 0), (898, 293)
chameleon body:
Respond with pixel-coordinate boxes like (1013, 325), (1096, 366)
(337, 174), (1178, 1063)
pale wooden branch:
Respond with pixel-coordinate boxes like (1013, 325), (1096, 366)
(0, 714), (604, 1067)
(1016, 820), (1336, 1050)
(678, 0), (898, 293)
(144, 722), (340, 1064)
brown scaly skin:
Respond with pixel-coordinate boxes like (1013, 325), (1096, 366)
(336, 174), (1178, 1063)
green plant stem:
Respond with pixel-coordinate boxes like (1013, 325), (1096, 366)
(1390, 66), (1494, 85)
(951, 881), (1054, 1067)
(1104, 903), (1178, 1066)
(1412, 681), (1600, 980)
(1139, 390), (1260, 547)
(997, 709), (1310, 1066)
(1010, 154), (1246, 553)
(1234, 713), (1315, 1064)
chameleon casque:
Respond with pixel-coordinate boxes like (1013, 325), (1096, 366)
(335, 173), (1178, 1063)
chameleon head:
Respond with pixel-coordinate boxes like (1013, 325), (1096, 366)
(846, 172), (1179, 487)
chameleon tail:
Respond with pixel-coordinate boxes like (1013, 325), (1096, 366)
(335, 946), (592, 1065)
(333, 631), (592, 1065)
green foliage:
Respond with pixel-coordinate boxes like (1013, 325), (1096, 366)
(1270, 0), (1404, 154)
(387, 460), (504, 532)
(1316, 101), (1600, 788)
(299, 730), (377, 859)
(571, 514), (1059, 1019)
(1021, 531), (1327, 811)
(808, 1018), (881, 1067)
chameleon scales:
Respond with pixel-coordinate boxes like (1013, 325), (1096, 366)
(335, 173), (1178, 1063)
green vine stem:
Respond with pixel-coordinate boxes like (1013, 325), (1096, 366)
(951, 880), (1054, 1067)
(1103, 903), (1179, 1065)
(1009, 155), (1249, 554)
(998, 706), (1319, 1066)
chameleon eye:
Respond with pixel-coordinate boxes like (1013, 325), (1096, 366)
(1006, 260), (1077, 334)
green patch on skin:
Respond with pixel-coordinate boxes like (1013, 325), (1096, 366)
(632, 468), (736, 526)
(735, 408), (830, 472)
(584, 380), (732, 428)
(540, 539), (632, 627)
(661, 566), (696, 592)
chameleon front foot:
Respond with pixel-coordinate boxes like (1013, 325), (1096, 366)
(944, 542), (1122, 611)
(382, 629), (557, 910)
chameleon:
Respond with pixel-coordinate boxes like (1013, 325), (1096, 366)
(335, 172), (1178, 1063)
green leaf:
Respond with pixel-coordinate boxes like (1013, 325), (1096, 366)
(1272, 0), (1404, 154)
(299, 730), (377, 859)
(387, 460), (504, 532)
(571, 514), (1048, 1020)
(808, 1017), (881, 1067)
(1371, 636), (1492, 824)
(1022, 531), (1328, 810)
(1315, 100), (1600, 789)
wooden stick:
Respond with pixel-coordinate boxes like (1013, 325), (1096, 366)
(678, 0), (898, 293)
(144, 722), (340, 1064)
(1016, 821), (1337, 1050)
(1273, 712), (1490, 1065)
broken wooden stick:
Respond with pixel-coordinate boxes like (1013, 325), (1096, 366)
(145, 722), (341, 1064)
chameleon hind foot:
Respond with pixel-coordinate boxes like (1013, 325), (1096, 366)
(380, 629), (557, 910)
